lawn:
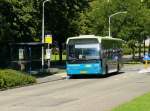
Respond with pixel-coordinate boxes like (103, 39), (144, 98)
(51, 54), (66, 61)
(112, 92), (150, 111)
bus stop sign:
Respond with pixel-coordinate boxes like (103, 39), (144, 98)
(45, 35), (52, 44)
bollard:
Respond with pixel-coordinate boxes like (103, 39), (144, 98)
(66, 75), (71, 80)
(145, 60), (148, 68)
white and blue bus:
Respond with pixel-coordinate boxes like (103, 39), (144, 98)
(66, 35), (124, 76)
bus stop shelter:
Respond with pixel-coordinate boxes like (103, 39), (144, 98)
(10, 42), (45, 74)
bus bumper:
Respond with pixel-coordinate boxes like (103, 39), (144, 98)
(66, 63), (102, 75)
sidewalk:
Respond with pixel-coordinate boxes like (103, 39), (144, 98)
(36, 71), (67, 84)
(138, 67), (150, 73)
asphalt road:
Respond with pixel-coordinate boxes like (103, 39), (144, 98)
(0, 64), (150, 111)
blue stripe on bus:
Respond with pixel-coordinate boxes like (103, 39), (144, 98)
(66, 63), (102, 75)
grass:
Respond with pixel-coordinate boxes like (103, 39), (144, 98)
(124, 60), (142, 64)
(112, 92), (150, 111)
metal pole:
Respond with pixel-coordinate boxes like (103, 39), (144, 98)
(42, 0), (51, 71)
(108, 11), (127, 37)
(42, 2), (45, 71)
(29, 47), (32, 74)
(47, 44), (50, 72)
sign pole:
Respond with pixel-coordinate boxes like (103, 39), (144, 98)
(47, 43), (50, 72)
(45, 35), (52, 72)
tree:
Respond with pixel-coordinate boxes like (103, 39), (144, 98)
(43, 0), (90, 61)
(0, 0), (41, 67)
(0, 0), (90, 63)
(0, 0), (40, 42)
(78, 0), (150, 59)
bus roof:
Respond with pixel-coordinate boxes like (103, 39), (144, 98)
(66, 35), (124, 44)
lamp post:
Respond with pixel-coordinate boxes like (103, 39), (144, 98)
(108, 11), (127, 37)
(42, 0), (51, 70)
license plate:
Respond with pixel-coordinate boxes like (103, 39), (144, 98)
(80, 71), (87, 74)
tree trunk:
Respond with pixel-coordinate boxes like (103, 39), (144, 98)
(144, 38), (146, 56)
(132, 48), (135, 59)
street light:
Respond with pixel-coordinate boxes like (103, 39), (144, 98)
(108, 11), (127, 37)
(42, 0), (51, 70)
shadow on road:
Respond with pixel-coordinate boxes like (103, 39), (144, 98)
(69, 72), (125, 79)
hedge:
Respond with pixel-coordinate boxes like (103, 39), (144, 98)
(0, 69), (36, 89)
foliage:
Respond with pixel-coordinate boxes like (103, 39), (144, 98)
(0, 0), (39, 42)
(0, 0), (90, 62)
(1, 0), (90, 42)
(0, 69), (36, 89)
(112, 92), (150, 111)
(51, 54), (66, 61)
(77, 0), (150, 58)
(0, 0), (150, 63)
(78, 0), (150, 38)
(43, 0), (90, 61)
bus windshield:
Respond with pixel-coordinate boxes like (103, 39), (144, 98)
(67, 44), (100, 61)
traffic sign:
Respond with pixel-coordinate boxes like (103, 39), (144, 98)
(19, 48), (24, 60)
(45, 49), (51, 60)
(45, 35), (52, 44)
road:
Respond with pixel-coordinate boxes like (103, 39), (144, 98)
(0, 64), (150, 111)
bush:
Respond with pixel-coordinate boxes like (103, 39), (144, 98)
(0, 69), (36, 89)
(123, 47), (132, 55)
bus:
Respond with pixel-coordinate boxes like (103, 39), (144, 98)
(66, 35), (124, 77)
